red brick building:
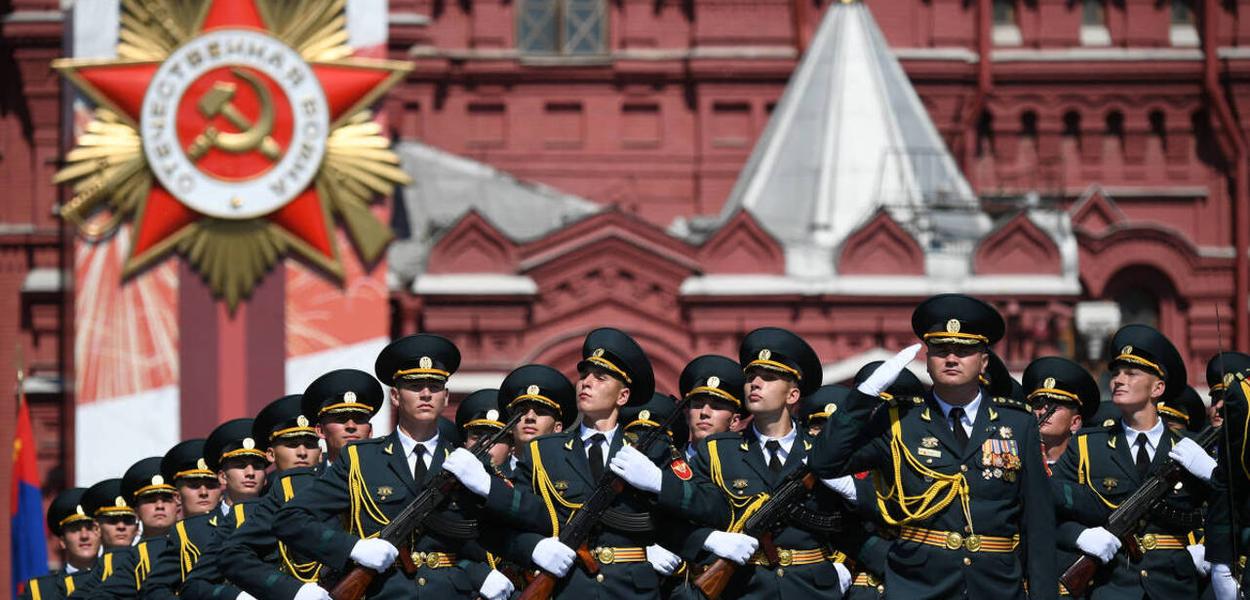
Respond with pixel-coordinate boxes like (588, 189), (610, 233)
(2, 0), (1248, 589)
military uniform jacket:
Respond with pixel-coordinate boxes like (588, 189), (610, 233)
(478, 427), (730, 600)
(218, 467), (323, 600)
(180, 500), (262, 600)
(66, 546), (132, 599)
(811, 389), (1058, 600)
(141, 503), (248, 599)
(20, 567), (94, 600)
(271, 432), (494, 600)
(1052, 421), (1210, 599)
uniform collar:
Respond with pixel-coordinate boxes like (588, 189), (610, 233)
(932, 389), (983, 422)
(397, 426), (440, 458)
(579, 424), (617, 445)
(1122, 416), (1164, 450)
(751, 423), (797, 454)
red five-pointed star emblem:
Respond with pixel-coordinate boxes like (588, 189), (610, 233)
(55, 0), (411, 307)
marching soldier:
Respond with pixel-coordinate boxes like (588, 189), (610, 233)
(1159, 386), (1207, 434)
(681, 355), (746, 462)
(1023, 357), (1099, 467)
(195, 394), (327, 600)
(505, 369), (578, 477)
(457, 389), (513, 470)
(66, 478), (137, 597)
(144, 419), (270, 598)
(811, 293), (1057, 600)
(1051, 324), (1214, 599)
(1206, 351), (1250, 428)
(273, 334), (510, 599)
(304, 368), (384, 468)
(80, 457), (180, 598)
(19, 488), (99, 600)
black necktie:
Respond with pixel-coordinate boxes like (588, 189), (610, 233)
(413, 444), (427, 483)
(1135, 434), (1150, 478)
(587, 434), (606, 482)
(949, 407), (968, 452)
(765, 440), (783, 473)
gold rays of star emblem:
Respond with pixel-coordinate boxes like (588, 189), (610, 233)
(53, 0), (411, 308)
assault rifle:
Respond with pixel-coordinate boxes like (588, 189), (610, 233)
(517, 396), (691, 600)
(1059, 423), (1221, 598)
(692, 465), (823, 599)
(329, 411), (525, 600)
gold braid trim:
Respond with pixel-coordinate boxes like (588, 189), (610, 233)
(135, 541), (151, 589)
(1239, 380), (1250, 483)
(872, 406), (974, 530)
(64, 575), (75, 595)
(102, 552), (115, 580)
(176, 520), (201, 580)
(346, 445), (389, 537)
(29, 578), (42, 600)
(1077, 435), (1119, 510)
(529, 439), (582, 536)
(277, 475), (321, 582)
(706, 439), (770, 532)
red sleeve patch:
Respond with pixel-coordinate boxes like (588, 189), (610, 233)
(853, 471), (869, 480)
(670, 458), (693, 481)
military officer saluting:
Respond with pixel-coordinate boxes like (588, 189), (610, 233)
(273, 334), (510, 600)
(201, 394), (328, 600)
(144, 419), (270, 598)
(20, 488), (99, 600)
(811, 293), (1057, 600)
(1051, 324), (1214, 599)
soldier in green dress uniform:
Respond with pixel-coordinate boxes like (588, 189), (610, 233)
(457, 389), (513, 471)
(1051, 324), (1215, 599)
(143, 419), (269, 598)
(811, 293), (1057, 600)
(1159, 386), (1207, 434)
(681, 355), (746, 463)
(1205, 351), (1250, 429)
(19, 488), (99, 600)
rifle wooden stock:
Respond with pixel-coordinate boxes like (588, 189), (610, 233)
(575, 543), (600, 575)
(1058, 555), (1097, 599)
(693, 559), (736, 599)
(329, 566), (378, 600)
(516, 571), (558, 600)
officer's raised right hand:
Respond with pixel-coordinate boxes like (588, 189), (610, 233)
(532, 537), (576, 576)
(1075, 527), (1121, 563)
(443, 448), (492, 498)
(350, 538), (399, 571)
(702, 531), (758, 565)
(857, 344), (922, 397)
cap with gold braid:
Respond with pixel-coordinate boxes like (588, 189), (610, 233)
(161, 439), (216, 484)
(984, 350), (1024, 403)
(679, 355), (747, 415)
(1022, 356), (1099, 421)
(253, 394), (318, 450)
(739, 327), (822, 396)
(122, 456), (175, 504)
(1207, 351), (1250, 397)
(1108, 324), (1187, 402)
(500, 364), (577, 429)
(911, 293), (1005, 348)
(456, 388), (509, 436)
(204, 418), (266, 472)
(375, 333), (461, 387)
(576, 328), (655, 406)
(302, 369), (384, 423)
(47, 487), (91, 536)
(798, 384), (853, 427)
(81, 478), (133, 518)
(621, 392), (689, 448)
(1157, 386), (1206, 433)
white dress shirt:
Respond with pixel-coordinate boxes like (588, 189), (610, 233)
(1123, 417), (1165, 462)
(933, 391), (983, 438)
(753, 424), (797, 467)
(397, 426), (440, 474)
(579, 424), (618, 467)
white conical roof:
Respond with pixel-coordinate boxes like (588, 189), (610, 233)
(722, 0), (980, 259)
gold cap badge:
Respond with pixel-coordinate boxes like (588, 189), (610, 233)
(419, 356), (433, 369)
(197, 458), (208, 470)
(1043, 377), (1056, 390)
(115, 496), (127, 507)
(758, 349), (772, 361)
(1121, 345), (1133, 356)
(527, 384), (540, 396)
(639, 409), (651, 421)
(343, 391), (357, 403)
(242, 437), (255, 450)
(1226, 373), (1237, 388)
(592, 348), (605, 358)
(151, 475), (164, 486)
(706, 376), (720, 389)
(946, 318), (961, 333)
(297, 415), (309, 427)
(486, 409), (499, 422)
(75, 505), (85, 516)
(824, 403), (836, 414)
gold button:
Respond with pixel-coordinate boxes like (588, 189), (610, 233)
(1140, 570), (1148, 578)
(417, 577), (426, 586)
(877, 585), (885, 593)
(960, 465), (968, 472)
(595, 573), (604, 583)
(963, 557), (972, 566)
(776, 568), (785, 577)
(964, 525), (972, 533)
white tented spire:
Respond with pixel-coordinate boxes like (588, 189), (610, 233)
(723, 0), (977, 253)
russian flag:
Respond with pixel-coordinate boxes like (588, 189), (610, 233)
(11, 392), (47, 596)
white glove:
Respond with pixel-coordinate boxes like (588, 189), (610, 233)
(702, 531), (758, 565)
(858, 344), (922, 397)
(531, 537), (576, 577)
(1187, 543), (1211, 576)
(291, 583), (331, 600)
(235, 593), (257, 600)
(1169, 438), (1217, 482)
(1075, 527), (1121, 564)
(1212, 563), (1240, 600)
(609, 445), (663, 494)
(479, 569), (515, 600)
(646, 544), (682, 576)
(443, 448), (492, 498)
(832, 562), (852, 594)
(820, 475), (857, 502)
(349, 538), (398, 571)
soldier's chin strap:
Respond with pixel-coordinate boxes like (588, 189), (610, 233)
(872, 405), (974, 531)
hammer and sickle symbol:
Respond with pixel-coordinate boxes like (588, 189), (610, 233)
(186, 68), (281, 162)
